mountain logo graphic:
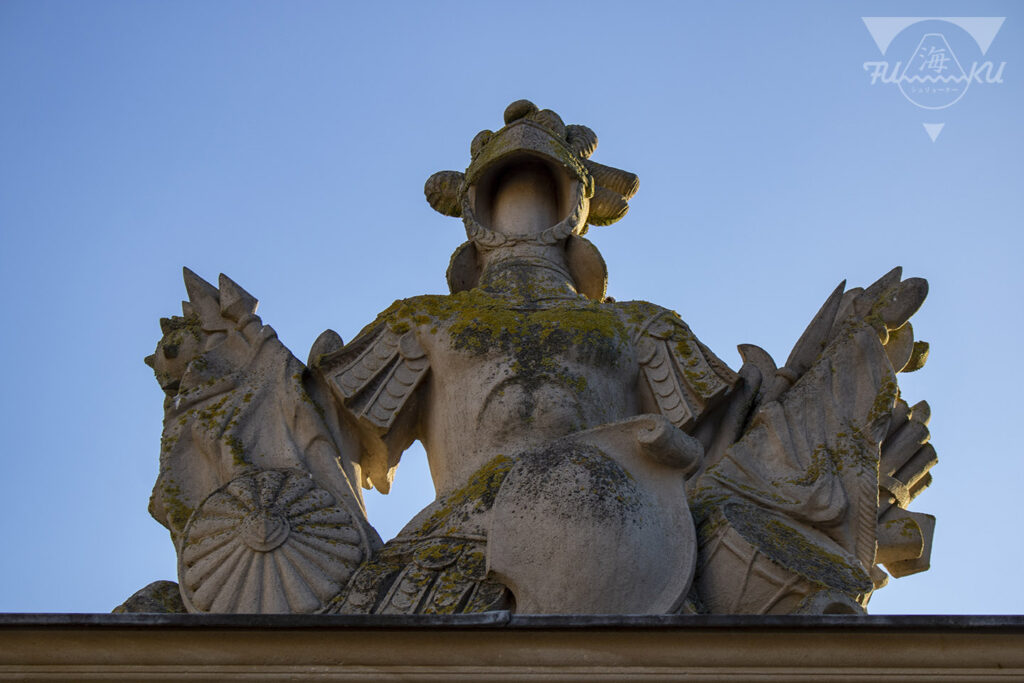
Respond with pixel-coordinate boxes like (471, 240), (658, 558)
(861, 17), (1007, 140)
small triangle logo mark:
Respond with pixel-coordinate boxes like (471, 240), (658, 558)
(923, 122), (945, 142)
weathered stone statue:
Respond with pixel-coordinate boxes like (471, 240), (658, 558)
(127, 100), (936, 616)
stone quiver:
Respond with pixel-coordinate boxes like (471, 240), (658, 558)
(124, 100), (937, 616)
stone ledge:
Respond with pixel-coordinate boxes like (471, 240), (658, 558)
(1, 614), (1022, 681)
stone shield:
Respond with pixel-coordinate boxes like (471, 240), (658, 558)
(486, 415), (699, 614)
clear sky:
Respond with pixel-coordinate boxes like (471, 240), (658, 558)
(0, 1), (1020, 614)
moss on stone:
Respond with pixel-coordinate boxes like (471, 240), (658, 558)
(377, 291), (628, 420)
(723, 500), (872, 595)
(883, 516), (918, 538)
(784, 444), (841, 487)
(160, 479), (194, 534)
(417, 454), (514, 537)
(196, 393), (233, 432)
(224, 434), (248, 467)
(870, 378), (899, 425)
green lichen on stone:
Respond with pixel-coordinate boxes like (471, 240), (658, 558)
(458, 549), (487, 579)
(428, 568), (468, 614)
(870, 377), (899, 425)
(417, 454), (514, 537)
(292, 371), (326, 420)
(377, 290), (628, 416)
(723, 500), (872, 595)
(160, 479), (194, 534)
(112, 580), (186, 614)
(159, 314), (203, 347)
(834, 422), (881, 472)
(784, 443), (841, 486)
(883, 516), (918, 538)
(223, 434), (248, 467)
(675, 337), (713, 395)
(196, 393), (234, 432)
(415, 540), (465, 568)
(160, 432), (178, 454)
(611, 300), (661, 327)
(328, 550), (407, 613)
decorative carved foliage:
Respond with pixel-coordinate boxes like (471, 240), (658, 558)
(178, 469), (365, 614)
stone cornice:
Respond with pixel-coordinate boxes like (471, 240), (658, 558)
(2, 614), (1022, 680)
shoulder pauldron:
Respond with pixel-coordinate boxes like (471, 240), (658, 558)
(635, 311), (737, 431)
(317, 321), (430, 491)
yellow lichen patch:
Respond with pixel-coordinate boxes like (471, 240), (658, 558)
(417, 454), (514, 537)
(883, 516), (919, 538)
(160, 480), (194, 534)
(159, 314), (203, 347)
(195, 392), (234, 432)
(835, 423), (882, 472)
(784, 444), (841, 487)
(414, 540), (465, 569)
(160, 432), (179, 454)
(223, 434), (248, 467)
(869, 378), (898, 426)
(611, 300), (662, 327)
(380, 290), (628, 405)
(724, 500), (872, 595)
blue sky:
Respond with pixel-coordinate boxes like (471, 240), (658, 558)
(0, 1), (1020, 614)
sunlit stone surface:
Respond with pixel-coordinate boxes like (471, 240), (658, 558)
(125, 100), (937, 616)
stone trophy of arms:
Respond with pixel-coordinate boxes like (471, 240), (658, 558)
(128, 100), (937, 616)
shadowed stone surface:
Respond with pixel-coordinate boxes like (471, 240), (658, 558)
(3, 615), (1021, 681)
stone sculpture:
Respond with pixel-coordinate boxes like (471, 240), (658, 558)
(125, 100), (936, 616)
